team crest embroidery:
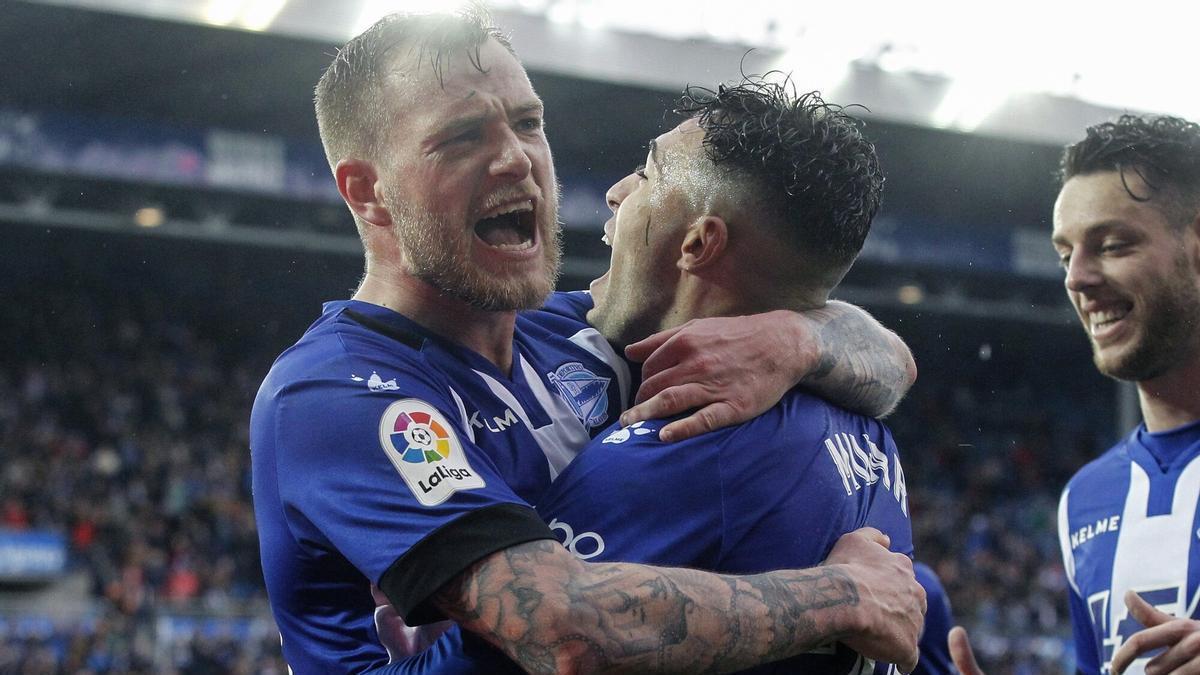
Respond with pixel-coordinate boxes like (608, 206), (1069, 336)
(547, 362), (610, 430)
(378, 399), (484, 507)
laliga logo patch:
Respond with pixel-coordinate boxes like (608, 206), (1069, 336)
(547, 362), (610, 430)
(378, 399), (484, 506)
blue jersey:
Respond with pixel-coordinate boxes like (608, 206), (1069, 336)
(1058, 420), (1200, 675)
(536, 389), (913, 674)
(912, 562), (954, 675)
(251, 292), (629, 674)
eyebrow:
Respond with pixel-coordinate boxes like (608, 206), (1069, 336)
(512, 100), (544, 119)
(429, 112), (488, 143)
(1051, 221), (1129, 248)
(428, 100), (544, 142)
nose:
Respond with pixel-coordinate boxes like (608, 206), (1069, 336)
(490, 128), (533, 180)
(1064, 251), (1102, 293)
(605, 172), (640, 213)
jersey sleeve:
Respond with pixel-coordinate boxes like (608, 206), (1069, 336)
(269, 358), (552, 625)
(1059, 485), (1100, 675)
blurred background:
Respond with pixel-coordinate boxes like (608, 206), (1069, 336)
(2, 0), (1189, 672)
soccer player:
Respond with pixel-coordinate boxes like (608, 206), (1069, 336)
(533, 83), (915, 673)
(1054, 115), (1200, 675)
(251, 6), (925, 674)
(951, 116), (1200, 675)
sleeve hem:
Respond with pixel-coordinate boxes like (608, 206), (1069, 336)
(379, 503), (554, 625)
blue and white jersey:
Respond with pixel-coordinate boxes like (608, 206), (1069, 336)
(536, 389), (913, 674)
(251, 292), (628, 674)
(1058, 419), (1200, 675)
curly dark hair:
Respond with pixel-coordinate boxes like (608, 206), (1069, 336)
(1061, 114), (1200, 224)
(676, 77), (883, 273)
(314, 2), (511, 167)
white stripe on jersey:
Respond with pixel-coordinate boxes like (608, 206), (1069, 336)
(1059, 486), (1080, 596)
(565, 327), (632, 411)
(446, 386), (476, 445)
(1107, 455), (1200, 674)
(472, 354), (590, 481)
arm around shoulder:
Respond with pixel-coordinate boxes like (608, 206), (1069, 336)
(620, 303), (915, 440)
(796, 301), (916, 417)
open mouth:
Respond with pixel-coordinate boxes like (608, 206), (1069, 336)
(474, 201), (536, 252)
(1088, 304), (1132, 339)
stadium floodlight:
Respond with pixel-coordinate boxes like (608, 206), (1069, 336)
(202, 0), (286, 31)
(134, 206), (165, 228)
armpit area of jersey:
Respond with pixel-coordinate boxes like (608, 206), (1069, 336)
(380, 503), (554, 625)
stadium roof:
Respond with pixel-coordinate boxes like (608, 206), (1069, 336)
(25, 0), (1200, 142)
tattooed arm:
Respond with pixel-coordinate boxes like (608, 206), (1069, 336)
(800, 301), (917, 418)
(431, 527), (925, 675)
(622, 301), (915, 441)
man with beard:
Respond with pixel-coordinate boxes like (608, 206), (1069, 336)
(251, 6), (925, 675)
(950, 115), (1200, 675)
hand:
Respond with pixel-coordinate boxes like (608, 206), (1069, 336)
(949, 625), (986, 675)
(821, 528), (927, 673)
(371, 584), (452, 659)
(622, 311), (814, 442)
(1112, 590), (1200, 675)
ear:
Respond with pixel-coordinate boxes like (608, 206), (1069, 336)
(678, 215), (728, 272)
(335, 159), (393, 227)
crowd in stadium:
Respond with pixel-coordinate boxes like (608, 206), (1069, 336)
(0, 287), (286, 673)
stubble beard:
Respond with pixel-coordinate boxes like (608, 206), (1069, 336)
(391, 199), (562, 312)
(1094, 255), (1200, 382)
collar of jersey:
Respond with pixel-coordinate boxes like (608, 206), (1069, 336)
(1133, 419), (1200, 474)
(328, 299), (534, 387)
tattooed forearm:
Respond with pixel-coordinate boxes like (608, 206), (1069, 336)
(803, 301), (915, 417)
(431, 540), (862, 674)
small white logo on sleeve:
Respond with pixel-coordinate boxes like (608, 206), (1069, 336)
(601, 421), (655, 445)
(379, 399), (484, 506)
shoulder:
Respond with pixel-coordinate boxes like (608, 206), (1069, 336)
(1063, 434), (1133, 494)
(548, 418), (716, 496)
(262, 304), (446, 404)
(252, 308), (466, 466)
(725, 389), (843, 449)
(517, 291), (597, 344)
(532, 290), (594, 323)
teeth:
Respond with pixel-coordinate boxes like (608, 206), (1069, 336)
(490, 240), (535, 252)
(482, 200), (534, 219)
(1089, 308), (1127, 333)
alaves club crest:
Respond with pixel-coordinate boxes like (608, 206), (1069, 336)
(547, 362), (610, 430)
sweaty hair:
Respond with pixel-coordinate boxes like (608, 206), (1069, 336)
(676, 77), (883, 281)
(314, 3), (512, 168)
(1061, 114), (1200, 227)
